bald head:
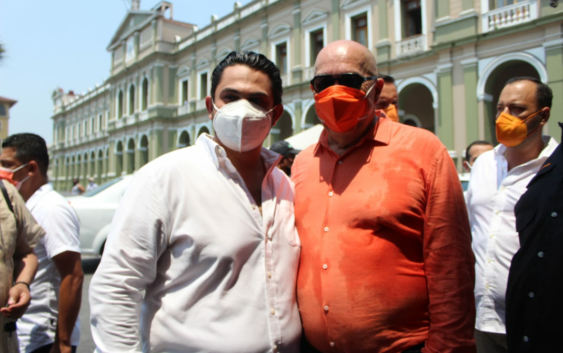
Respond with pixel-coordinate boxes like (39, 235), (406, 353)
(315, 40), (377, 77)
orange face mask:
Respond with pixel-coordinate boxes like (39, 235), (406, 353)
(496, 110), (543, 147)
(314, 85), (375, 133)
(384, 104), (399, 122)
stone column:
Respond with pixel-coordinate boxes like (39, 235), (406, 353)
(261, 16), (268, 55)
(234, 28), (241, 52)
(376, 0), (391, 68)
(292, 1), (302, 83)
(545, 37), (563, 142)
(293, 101), (303, 135)
(436, 63), (454, 150)
(461, 57), (479, 144)
(331, 0), (340, 41)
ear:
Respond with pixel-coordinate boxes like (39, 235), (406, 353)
(205, 96), (215, 120)
(271, 104), (285, 127)
(28, 160), (40, 176)
(370, 78), (384, 104)
(539, 106), (550, 125)
(463, 161), (471, 173)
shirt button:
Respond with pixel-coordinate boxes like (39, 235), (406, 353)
(324, 305), (329, 312)
(271, 308), (275, 315)
(538, 251), (544, 258)
(523, 336), (529, 342)
(485, 284), (490, 289)
(322, 264), (328, 270)
(252, 205), (256, 210)
(338, 160), (343, 165)
(324, 226), (329, 232)
(495, 210), (500, 215)
(490, 234), (495, 238)
(552, 212), (558, 217)
(267, 271), (272, 279)
(328, 191), (334, 196)
(528, 292), (535, 298)
(330, 341), (335, 347)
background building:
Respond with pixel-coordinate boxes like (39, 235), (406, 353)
(0, 96), (16, 142)
(49, 0), (563, 191)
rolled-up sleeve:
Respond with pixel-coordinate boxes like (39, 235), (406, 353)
(422, 148), (476, 353)
(89, 171), (169, 353)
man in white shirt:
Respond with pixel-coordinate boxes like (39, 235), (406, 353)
(86, 177), (98, 192)
(466, 77), (558, 353)
(90, 51), (302, 353)
(0, 134), (83, 353)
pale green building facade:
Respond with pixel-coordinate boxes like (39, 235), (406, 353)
(49, 0), (563, 191)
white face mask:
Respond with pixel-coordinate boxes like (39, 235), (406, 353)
(212, 99), (274, 153)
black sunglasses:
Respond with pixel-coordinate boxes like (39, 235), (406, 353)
(310, 73), (377, 93)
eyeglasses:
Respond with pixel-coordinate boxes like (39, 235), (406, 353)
(310, 73), (377, 93)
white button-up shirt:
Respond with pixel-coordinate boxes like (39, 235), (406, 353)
(90, 135), (302, 353)
(466, 136), (558, 334)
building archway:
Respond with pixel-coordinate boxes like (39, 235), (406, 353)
(303, 104), (322, 130)
(115, 141), (123, 176)
(271, 111), (293, 143)
(90, 151), (96, 178)
(97, 150), (103, 184)
(480, 60), (541, 144)
(178, 130), (190, 147)
(399, 83), (435, 133)
(139, 135), (149, 168)
(126, 138), (135, 174)
(197, 126), (210, 137)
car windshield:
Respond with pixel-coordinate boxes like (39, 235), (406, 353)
(82, 177), (123, 197)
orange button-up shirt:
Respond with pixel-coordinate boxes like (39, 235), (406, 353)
(292, 115), (476, 353)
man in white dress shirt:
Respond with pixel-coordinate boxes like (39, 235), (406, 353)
(90, 51), (302, 353)
(466, 77), (558, 353)
(0, 133), (83, 353)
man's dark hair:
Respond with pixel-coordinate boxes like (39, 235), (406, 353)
(505, 76), (553, 109)
(211, 51), (283, 106)
(465, 140), (493, 162)
(2, 133), (49, 175)
(377, 74), (395, 84)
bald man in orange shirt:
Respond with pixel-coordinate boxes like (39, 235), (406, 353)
(293, 40), (476, 353)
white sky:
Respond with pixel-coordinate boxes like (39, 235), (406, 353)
(0, 0), (252, 145)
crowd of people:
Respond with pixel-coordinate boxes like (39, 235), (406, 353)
(0, 40), (561, 353)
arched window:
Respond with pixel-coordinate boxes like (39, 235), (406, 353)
(117, 90), (124, 119)
(129, 84), (135, 115)
(141, 77), (149, 111)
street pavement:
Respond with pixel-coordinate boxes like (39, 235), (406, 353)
(78, 257), (100, 353)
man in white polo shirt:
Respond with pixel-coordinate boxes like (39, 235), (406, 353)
(466, 77), (558, 353)
(0, 133), (83, 353)
(90, 51), (302, 352)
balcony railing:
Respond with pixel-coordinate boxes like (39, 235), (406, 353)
(303, 67), (315, 81)
(196, 99), (207, 111)
(139, 111), (149, 121)
(482, 0), (537, 33)
(281, 74), (290, 87)
(396, 35), (426, 58)
(178, 104), (190, 116)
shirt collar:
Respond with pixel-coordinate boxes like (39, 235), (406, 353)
(315, 110), (392, 155)
(26, 182), (53, 210)
(196, 134), (282, 175)
(495, 135), (559, 160)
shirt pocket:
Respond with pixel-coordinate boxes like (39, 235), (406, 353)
(516, 208), (536, 234)
(276, 203), (301, 247)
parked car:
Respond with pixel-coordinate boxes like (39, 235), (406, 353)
(67, 175), (134, 256)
